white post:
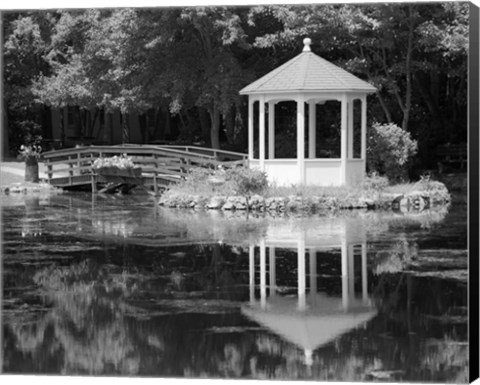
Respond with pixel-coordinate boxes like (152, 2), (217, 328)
(308, 102), (316, 159)
(297, 238), (306, 311)
(269, 247), (276, 296)
(268, 102), (275, 159)
(361, 95), (367, 168)
(347, 96), (354, 159)
(260, 240), (267, 309)
(340, 94), (348, 185)
(297, 95), (305, 184)
(249, 245), (255, 304)
(248, 97), (254, 161)
(341, 239), (349, 310)
(259, 96), (266, 171)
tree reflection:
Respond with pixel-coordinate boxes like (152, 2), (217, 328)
(7, 259), (143, 374)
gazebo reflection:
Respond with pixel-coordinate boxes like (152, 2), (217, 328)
(241, 217), (377, 366)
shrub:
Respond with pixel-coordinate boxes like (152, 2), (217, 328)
(226, 167), (268, 196)
(362, 172), (389, 192)
(167, 166), (267, 197)
(367, 122), (418, 182)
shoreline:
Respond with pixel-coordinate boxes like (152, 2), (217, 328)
(158, 189), (451, 213)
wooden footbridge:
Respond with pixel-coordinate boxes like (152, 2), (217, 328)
(42, 144), (247, 194)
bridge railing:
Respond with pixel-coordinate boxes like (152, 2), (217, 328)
(42, 144), (247, 192)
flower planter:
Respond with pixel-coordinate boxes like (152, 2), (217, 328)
(94, 167), (142, 178)
(24, 157), (39, 183)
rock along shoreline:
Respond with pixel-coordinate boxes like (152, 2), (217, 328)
(159, 189), (450, 213)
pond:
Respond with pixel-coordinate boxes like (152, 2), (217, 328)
(1, 193), (468, 382)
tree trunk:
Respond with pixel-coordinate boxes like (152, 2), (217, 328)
(138, 113), (148, 143)
(163, 106), (171, 139)
(199, 107), (211, 144)
(152, 107), (163, 140)
(209, 104), (221, 149)
(60, 107), (66, 145)
(42, 105), (52, 140)
(402, 5), (415, 131)
(2, 99), (10, 157)
(121, 112), (129, 143)
(225, 106), (235, 145)
(376, 93), (393, 123)
(109, 112), (114, 144)
(89, 108), (100, 138)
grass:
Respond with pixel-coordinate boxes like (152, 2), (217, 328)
(265, 184), (364, 200)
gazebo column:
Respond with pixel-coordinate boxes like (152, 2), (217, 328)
(248, 97), (254, 161)
(361, 95), (367, 170)
(347, 97), (354, 159)
(308, 102), (316, 159)
(268, 102), (275, 159)
(297, 95), (306, 184)
(259, 96), (266, 171)
(340, 94), (348, 185)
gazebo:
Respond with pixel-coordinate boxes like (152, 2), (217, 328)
(239, 38), (377, 186)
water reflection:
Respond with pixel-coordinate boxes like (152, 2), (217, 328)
(243, 222), (376, 367)
(1, 193), (468, 381)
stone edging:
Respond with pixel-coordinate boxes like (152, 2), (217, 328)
(159, 190), (450, 213)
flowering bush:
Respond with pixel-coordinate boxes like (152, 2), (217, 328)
(92, 154), (135, 169)
(18, 135), (42, 162)
(367, 122), (418, 182)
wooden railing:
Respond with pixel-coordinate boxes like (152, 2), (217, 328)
(42, 144), (248, 193)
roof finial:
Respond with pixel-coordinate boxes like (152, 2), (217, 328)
(303, 37), (312, 52)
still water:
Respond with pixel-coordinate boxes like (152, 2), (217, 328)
(1, 193), (468, 382)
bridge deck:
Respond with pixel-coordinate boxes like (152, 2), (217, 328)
(42, 144), (247, 194)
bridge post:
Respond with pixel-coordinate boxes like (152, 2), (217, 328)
(69, 156), (73, 185)
(91, 174), (97, 193)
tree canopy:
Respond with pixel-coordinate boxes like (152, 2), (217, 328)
(2, 3), (469, 170)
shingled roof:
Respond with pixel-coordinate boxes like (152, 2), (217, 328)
(240, 40), (376, 95)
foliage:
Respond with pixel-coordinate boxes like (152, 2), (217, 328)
(18, 134), (43, 161)
(3, 12), (56, 154)
(367, 122), (418, 182)
(91, 154), (135, 169)
(373, 240), (417, 275)
(386, 174), (451, 204)
(3, 4), (468, 168)
(362, 172), (390, 193)
(168, 166), (267, 198)
(225, 166), (268, 196)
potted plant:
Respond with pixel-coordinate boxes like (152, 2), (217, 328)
(18, 135), (43, 183)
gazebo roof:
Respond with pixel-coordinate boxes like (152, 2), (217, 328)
(239, 39), (376, 95)
(241, 294), (377, 351)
